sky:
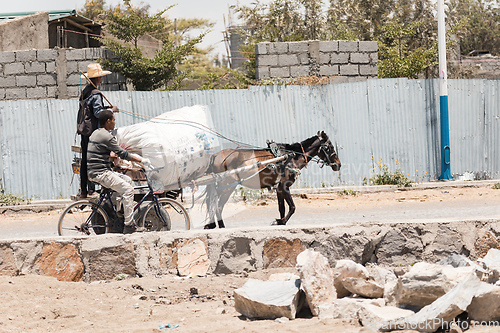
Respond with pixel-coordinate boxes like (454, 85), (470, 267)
(2, 0), (254, 58)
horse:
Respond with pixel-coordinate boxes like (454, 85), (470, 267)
(203, 131), (341, 229)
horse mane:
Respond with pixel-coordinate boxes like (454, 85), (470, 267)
(278, 135), (318, 153)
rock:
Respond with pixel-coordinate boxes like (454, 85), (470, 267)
(263, 238), (304, 269)
(342, 277), (384, 298)
(215, 307), (226, 315)
(214, 238), (256, 274)
(0, 245), (18, 276)
(275, 317), (289, 323)
(177, 239), (211, 277)
(438, 254), (475, 268)
(467, 285), (500, 321)
(85, 244), (137, 281)
(296, 249), (337, 316)
(478, 248), (500, 283)
(268, 272), (300, 281)
(393, 262), (474, 310)
(449, 322), (463, 333)
(317, 297), (385, 320)
(233, 278), (303, 319)
(386, 273), (493, 332)
(333, 259), (369, 298)
(34, 243), (84, 282)
(359, 304), (414, 331)
(367, 264), (397, 286)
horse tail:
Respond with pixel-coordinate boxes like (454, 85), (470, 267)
(200, 154), (219, 226)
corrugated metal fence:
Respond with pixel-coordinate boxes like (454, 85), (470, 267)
(0, 78), (499, 199)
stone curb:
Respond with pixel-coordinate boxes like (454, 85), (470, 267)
(0, 219), (499, 283)
(2, 180), (498, 213)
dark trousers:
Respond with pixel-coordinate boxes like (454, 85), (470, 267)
(80, 135), (95, 195)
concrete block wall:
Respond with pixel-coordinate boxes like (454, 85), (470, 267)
(0, 47), (126, 100)
(255, 40), (378, 80)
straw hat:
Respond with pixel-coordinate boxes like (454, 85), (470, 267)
(81, 63), (112, 79)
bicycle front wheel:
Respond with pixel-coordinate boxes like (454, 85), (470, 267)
(58, 200), (110, 236)
(142, 198), (191, 231)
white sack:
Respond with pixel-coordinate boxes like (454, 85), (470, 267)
(116, 105), (219, 191)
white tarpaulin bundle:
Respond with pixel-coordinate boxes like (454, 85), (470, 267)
(116, 105), (220, 191)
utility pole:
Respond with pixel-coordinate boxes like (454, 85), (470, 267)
(438, 0), (452, 180)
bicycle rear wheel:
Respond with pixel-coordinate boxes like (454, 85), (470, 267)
(142, 198), (191, 231)
(58, 200), (110, 236)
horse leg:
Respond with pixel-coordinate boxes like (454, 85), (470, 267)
(214, 186), (234, 228)
(275, 182), (286, 225)
(204, 182), (219, 229)
(281, 183), (296, 224)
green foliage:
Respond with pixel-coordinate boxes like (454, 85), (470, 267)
(363, 159), (413, 187)
(377, 20), (438, 79)
(0, 179), (29, 205)
(78, 0), (106, 20)
(337, 189), (357, 196)
(233, 187), (265, 202)
(97, 1), (204, 91)
(493, 183), (500, 190)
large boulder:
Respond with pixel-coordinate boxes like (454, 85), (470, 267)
(467, 285), (500, 321)
(359, 303), (414, 331)
(296, 249), (337, 316)
(333, 259), (369, 298)
(176, 239), (211, 277)
(318, 297), (385, 320)
(234, 278), (304, 319)
(386, 273), (493, 332)
(392, 262), (474, 310)
(478, 248), (500, 283)
(342, 277), (384, 298)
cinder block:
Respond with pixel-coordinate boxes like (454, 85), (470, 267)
(308, 40), (320, 60)
(289, 41), (309, 53)
(270, 66), (290, 78)
(298, 53), (309, 65)
(350, 53), (370, 64)
(319, 64), (339, 76)
(46, 61), (56, 73)
(86, 47), (106, 60)
(5, 88), (26, 99)
(4, 62), (25, 75)
(66, 49), (87, 61)
(78, 61), (93, 73)
(66, 73), (83, 86)
(37, 74), (56, 86)
(290, 65), (309, 78)
(275, 42), (289, 53)
(319, 52), (330, 64)
(66, 61), (78, 73)
(359, 64), (378, 76)
(0, 51), (16, 63)
(330, 53), (349, 64)
(47, 85), (57, 98)
(257, 55), (278, 67)
(339, 41), (358, 52)
(25, 61), (46, 73)
(359, 41), (378, 52)
(278, 54), (298, 66)
(256, 43), (269, 55)
(37, 49), (58, 61)
(27, 87), (47, 99)
(0, 88), (5, 99)
(67, 85), (81, 97)
(340, 64), (359, 76)
(16, 75), (37, 87)
(0, 76), (16, 88)
(15, 50), (37, 62)
(256, 66), (270, 80)
(370, 53), (378, 64)
(319, 41), (338, 53)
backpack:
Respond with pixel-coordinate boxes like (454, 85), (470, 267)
(77, 89), (101, 136)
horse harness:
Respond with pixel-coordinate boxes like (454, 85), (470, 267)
(266, 140), (301, 178)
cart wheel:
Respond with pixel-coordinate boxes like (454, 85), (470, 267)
(142, 198), (190, 231)
(58, 200), (109, 236)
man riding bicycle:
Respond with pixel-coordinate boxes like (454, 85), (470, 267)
(87, 109), (152, 233)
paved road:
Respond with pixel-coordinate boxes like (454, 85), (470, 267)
(1, 181), (499, 240)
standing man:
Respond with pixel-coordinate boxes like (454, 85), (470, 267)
(88, 110), (152, 232)
(77, 63), (118, 198)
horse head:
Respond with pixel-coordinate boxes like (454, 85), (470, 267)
(317, 131), (341, 171)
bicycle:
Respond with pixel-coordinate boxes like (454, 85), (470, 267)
(58, 168), (191, 236)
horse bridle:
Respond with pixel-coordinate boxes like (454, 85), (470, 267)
(318, 140), (336, 168)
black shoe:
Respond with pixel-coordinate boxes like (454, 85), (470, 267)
(123, 223), (146, 234)
(204, 222), (216, 229)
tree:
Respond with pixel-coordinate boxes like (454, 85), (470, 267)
(78, 0), (106, 20)
(97, 1), (203, 91)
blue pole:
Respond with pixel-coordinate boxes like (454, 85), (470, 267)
(438, 0), (452, 180)
(440, 95), (451, 179)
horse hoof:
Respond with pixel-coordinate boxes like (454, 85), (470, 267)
(271, 219), (286, 226)
(204, 223), (216, 229)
